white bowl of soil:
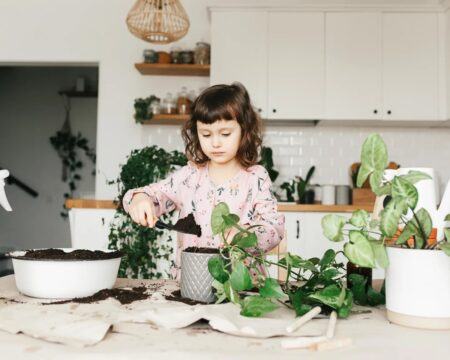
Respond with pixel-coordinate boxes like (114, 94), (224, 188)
(8, 248), (122, 299)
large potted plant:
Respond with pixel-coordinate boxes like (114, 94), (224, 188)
(321, 134), (450, 329)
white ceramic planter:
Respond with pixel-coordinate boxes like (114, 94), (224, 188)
(385, 247), (450, 330)
(9, 248), (122, 299)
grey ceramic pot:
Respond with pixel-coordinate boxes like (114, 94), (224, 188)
(180, 251), (219, 303)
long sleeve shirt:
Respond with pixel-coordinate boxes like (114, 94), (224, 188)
(123, 161), (285, 276)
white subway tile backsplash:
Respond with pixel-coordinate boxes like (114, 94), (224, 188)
(145, 124), (450, 195)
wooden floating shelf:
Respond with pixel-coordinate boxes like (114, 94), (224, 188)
(141, 114), (190, 125)
(135, 63), (210, 76)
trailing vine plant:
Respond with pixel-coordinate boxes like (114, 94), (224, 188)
(108, 146), (187, 279)
(134, 95), (160, 123)
(50, 96), (96, 218)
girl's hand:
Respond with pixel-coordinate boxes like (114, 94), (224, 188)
(128, 193), (158, 227)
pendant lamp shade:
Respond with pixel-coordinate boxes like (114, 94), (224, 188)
(126, 0), (190, 44)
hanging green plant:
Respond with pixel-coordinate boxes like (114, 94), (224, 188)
(108, 146), (187, 279)
(134, 95), (160, 123)
(50, 97), (96, 218)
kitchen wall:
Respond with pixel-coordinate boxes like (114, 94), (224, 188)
(0, 67), (98, 249)
(0, 0), (449, 204)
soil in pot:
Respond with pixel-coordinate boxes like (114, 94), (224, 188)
(13, 248), (123, 261)
(183, 247), (219, 254)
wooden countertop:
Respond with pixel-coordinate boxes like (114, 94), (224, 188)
(66, 199), (373, 213)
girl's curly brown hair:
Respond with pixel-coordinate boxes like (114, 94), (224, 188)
(181, 82), (262, 169)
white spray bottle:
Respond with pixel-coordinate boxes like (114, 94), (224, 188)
(0, 169), (12, 211)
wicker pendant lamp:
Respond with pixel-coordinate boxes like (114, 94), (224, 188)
(126, 0), (190, 44)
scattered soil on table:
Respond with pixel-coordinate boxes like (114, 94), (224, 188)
(16, 248), (123, 261)
(164, 289), (208, 305)
(173, 213), (202, 237)
(45, 286), (149, 305)
(183, 247), (219, 254)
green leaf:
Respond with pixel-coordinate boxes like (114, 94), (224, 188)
(338, 290), (353, 318)
(223, 213), (239, 227)
(438, 242), (450, 256)
(445, 214), (450, 221)
(223, 280), (240, 304)
(322, 214), (347, 242)
(370, 241), (389, 268)
(348, 273), (368, 306)
(230, 261), (253, 291)
(399, 170), (432, 185)
(357, 164), (373, 188)
(345, 232), (376, 268)
(289, 289), (311, 317)
(308, 284), (344, 309)
(370, 170), (391, 196)
(240, 296), (278, 317)
(380, 198), (404, 237)
(231, 232), (257, 248)
(350, 210), (370, 228)
(445, 229), (450, 243)
(211, 202), (230, 235)
(321, 268), (340, 281)
(208, 256), (229, 283)
(259, 278), (285, 299)
(358, 134), (388, 188)
(319, 249), (336, 268)
(396, 227), (414, 245)
(403, 208), (433, 249)
(212, 280), (227, 304)
(367, 286), (385, 306)
(391, 176), (418, 210)
(279, 254), (317, 273)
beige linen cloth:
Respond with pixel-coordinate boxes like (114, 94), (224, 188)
(0, 275), (328, 347)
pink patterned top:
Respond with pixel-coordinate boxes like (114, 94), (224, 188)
(123, 161), (285, 275)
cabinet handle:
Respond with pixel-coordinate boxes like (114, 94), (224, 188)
(373, 109), (378, 114)
(101, 217), (105, 226)
(296, 220), (300, 239)
(272, 109), (277, 113)
(387, 110), (392, 115)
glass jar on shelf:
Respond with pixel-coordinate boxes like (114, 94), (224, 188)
(177, 86), (191, 115)
(194, 42), (210, 65)
(148, 98), (161, 116)
(161, 92), (177, 115)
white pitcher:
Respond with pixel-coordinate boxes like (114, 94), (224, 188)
(0, 169), (12, 212)
(384, 168), (450, 240)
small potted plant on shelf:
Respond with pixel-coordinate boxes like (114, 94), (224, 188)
(296, 166), (315, 204)
(321, 134), (450, 330)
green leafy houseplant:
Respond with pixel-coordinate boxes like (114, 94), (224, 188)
(207, 202), (354, 318)
(108, 146), (187, 279)
(296, 166), (315, 204)
(321, 134), (450, 271)
(258, 147), (279, 183)
(134, 95), (160, 123)
(280, 180), (296, 202)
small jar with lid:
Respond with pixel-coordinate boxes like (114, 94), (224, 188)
(177, 87), (192, 115)
(194, 42), (210, 65)
(161, 92), (177, 115)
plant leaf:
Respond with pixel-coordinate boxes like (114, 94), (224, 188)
(322, 214), (347, 242)
(208, 256), (229, 283)
(403, 208), (433, 249)
(308, 284), (344, 309)
(391, 176), (418, 210)
(357, 164), (373, 188)
(240, 296), (278, 317)
(338, 290), (353, 318)
(279, 254), (318, 273)
(399, 170), (432, 185)
(231, 232), (257, 248)
(350, 210), (370, 228)
(348, 273), (367, 306)
(345, 232), (376, 268)
(223, 213), (239, 228)
(230, 261), (253, 291)
(212, 280), (227, 304)
(370, 241), (389, 268)
(396, 226), (414, 245)
(358, 134), (388, 188)
(438, 242), (450, 256)
(445, 229), (450, 243)
(319, 249), (336, 268)
(380, 198), (404, 237)
(367, 286), (385, 306)
(445, 214), (450, 221)
(223, 280), (240, 304)
(259, 278), (285, 299)
(370, 170), (392, 196)
(211, 202), (230, 235)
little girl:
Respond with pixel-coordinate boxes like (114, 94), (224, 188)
(123, 82), (285, 277)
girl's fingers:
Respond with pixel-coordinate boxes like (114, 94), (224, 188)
(138, 210), (148, 227)
(145, 206), (157, 227)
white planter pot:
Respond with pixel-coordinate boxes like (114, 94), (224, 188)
(385, 247), (450, 330)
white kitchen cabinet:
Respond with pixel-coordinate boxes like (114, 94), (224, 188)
(68, 208), (116, 250)
(283, 211), (384, 279)
(382, 13), (439, 120)
(268, 12), (325, 119)
(210, 11), (269, 117)
(325, 12), (382, 120)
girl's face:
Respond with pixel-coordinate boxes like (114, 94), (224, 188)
(197, 119), (242, 165)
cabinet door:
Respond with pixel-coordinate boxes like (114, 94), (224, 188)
(382, 13), (439, 120)
(210, 11), (268, 117)
(268, 12), (325, 120)
(282, 212), (305, 256)
(325, 12), (382, 120)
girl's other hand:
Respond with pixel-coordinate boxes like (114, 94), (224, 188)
(128, 193), (158, 227)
